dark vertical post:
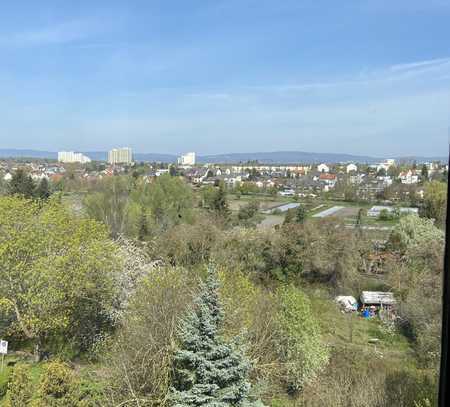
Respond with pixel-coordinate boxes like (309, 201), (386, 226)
(439, 142), (450, 406)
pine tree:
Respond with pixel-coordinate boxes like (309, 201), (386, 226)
(169, 268), (262, 407)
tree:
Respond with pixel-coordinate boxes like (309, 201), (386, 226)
(283, 209), (296, 225)
(7, 169), (35, 198)
(83, 176), (131, 237)
(142, 174), (194, 230)
(0, 196), (120, 360)
(295, 205), (306, 224)
(283, 206), (306, 226)
(389, 214), (444, 254)
(137, 204), (149, 241)
(377, 167), (386, 177)
(237, 201), (261, 227)
(387, 215), (444, 368)
(275, 286), (329, 393)
(169, 268), (261, 406)
(421, 180), (447, 228)
(379, 208), (393, 221)
(421, 164), (429, 180)
(355, 208), (364, 229)
(203, 182), (230, 220)
(104, 267), (195, 406)
(35, 177), (51, 200)
(343, 184), (357, 202)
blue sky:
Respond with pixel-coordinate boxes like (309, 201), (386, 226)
(0, 0), (449, 156)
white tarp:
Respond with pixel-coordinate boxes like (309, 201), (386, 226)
(335, 296), (358, 312)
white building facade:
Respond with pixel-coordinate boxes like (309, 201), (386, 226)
(58, 151), (91, 164)
(178, 152), (196, 166)
(317, 163), (330, 173)
(108, 147), (133, 165)
(346, 163), (358, 173)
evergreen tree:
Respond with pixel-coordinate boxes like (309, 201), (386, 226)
(421, 164), (429, 180)
(7, 169), (35, 198)
(138, 205), (148, 241)
(211, 182), (230, 219)
(35, 178), (51, 200)
(169, 268), (262, 406)
(295, 205), (306, 224)
(170, 165), (178, 177)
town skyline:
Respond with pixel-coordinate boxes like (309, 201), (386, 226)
(0, 147), (447, 165)
(1, 1), (449, 157)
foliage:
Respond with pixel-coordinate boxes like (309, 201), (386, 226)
(133, 175), (194, 232)
(295, 205), (306, 224)
(387, 214), (444, 368)
(104, 267), (195, 406)
(283, 206), (306, 225)
(421, 180), (447, 228)
(379, 208), (394, 221)
(156, 218), (221, 267)
(33, 361), (79, 406)
(169, 268), (261, 406)
(389, 214), (444, 253)
(202, 182), (230, 220)
(84, 175), (194, 238)
(7, 169), (36, 199)
(83, 176), (132, 237)
(4, 363), (33, 406)
(0, 196), (120, 358)
(274, 286), (329, 393)
(237, 200), (261, 227)
(35, 178), (51, 200)
(384, 369), (438, 407)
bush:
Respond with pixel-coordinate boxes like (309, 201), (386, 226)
(34, 361), (78, 406)
(275, 286), (329, 393)
(384, 369), (438, 407)
(4, 363), (33, 406)
(103, 267), (196, 406)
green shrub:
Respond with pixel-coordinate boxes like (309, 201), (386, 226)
(275, 286), (330, 393)
(4, 363), (33, 406)
(34, 360), (77, 407)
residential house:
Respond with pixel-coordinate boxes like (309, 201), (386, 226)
(346, 163), (358, 173)
(317, 163), (330, 173)
(399, 170), (419, 184)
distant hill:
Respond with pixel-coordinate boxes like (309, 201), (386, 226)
(0, 149), (58, 159)
(197, 151), (380, 164)
(0, 149), (446, 165)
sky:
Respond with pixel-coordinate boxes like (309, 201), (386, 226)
(0, 0), (449, 157)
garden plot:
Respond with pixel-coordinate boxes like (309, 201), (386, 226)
(312, 205), (345, 218)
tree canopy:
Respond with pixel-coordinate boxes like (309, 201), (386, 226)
(0, 196), (120, 358)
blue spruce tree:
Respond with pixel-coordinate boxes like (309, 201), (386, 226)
(169, 267), (263, 407)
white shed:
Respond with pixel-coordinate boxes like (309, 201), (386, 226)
(360, 291), (396, 306)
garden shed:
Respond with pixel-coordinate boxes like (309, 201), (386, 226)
(360, 291), (396, 306)
(360, 291), (396, 320)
